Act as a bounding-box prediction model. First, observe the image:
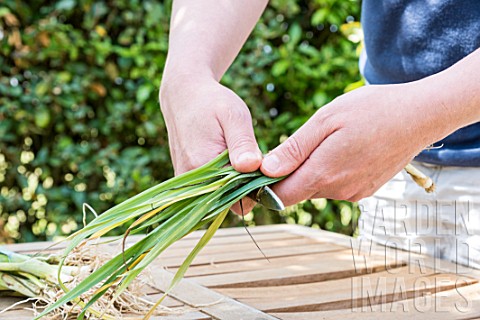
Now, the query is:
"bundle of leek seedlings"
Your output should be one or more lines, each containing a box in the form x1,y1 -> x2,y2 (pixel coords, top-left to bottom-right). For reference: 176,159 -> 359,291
25,150 -> 282,319
0,246 -> 161,319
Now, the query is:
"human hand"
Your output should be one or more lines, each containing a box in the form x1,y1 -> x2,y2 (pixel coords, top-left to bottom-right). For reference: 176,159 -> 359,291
260,83 -> 451,205
159,75 -> 262,212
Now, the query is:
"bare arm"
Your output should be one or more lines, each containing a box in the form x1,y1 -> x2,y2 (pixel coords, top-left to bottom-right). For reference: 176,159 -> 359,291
160,0 -> 268,174
163,0 -> 268,82
429,49 -> 480,133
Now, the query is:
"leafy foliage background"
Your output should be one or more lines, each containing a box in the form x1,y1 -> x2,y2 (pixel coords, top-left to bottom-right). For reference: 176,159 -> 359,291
0,0 -> 361,243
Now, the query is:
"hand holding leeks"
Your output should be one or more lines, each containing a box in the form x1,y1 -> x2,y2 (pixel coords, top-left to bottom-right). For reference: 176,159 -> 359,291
260,60 -> 480,205
160,0 -> 268,214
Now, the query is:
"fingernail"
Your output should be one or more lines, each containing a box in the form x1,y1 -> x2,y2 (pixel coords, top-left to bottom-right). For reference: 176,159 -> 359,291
262,154 -> 280,174
236,151 -> 261,164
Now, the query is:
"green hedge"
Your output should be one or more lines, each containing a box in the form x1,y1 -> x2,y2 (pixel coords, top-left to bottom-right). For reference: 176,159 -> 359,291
0,0 -> 361,243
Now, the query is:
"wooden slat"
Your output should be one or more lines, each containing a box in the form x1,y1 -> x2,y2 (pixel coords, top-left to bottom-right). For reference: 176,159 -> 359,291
182,236 -> 411,278
148,268 -> 276,320
272,282 -> 480,320
166,231 -> 302,250
160,237 -> 316,258
1,241 -> 65,253
194,249 -> 405,288
283,224 -> 480,278
0,297 -> 31,312
157,242 -> 345,268
217,267 -> 476,312
0,308 -> 34,320
181,224 -> 290,239
183,250 -> 358,278
143,294 -> 185,308
150,311 -> 211,320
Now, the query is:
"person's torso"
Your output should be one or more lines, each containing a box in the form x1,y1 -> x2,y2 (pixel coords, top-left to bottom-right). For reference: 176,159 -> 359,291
361,0 -> 480,167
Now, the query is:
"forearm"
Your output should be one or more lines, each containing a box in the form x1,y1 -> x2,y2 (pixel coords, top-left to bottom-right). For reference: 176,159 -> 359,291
414,48 -> 480,144
162,0 -> 268,83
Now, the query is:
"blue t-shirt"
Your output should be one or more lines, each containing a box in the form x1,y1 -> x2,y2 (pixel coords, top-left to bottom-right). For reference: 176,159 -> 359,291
360,0 -> 480,167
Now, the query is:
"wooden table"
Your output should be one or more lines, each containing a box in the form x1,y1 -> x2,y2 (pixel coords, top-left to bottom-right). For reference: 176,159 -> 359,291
2,224 -> 480,319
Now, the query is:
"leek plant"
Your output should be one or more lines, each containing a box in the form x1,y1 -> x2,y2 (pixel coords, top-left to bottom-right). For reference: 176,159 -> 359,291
0,249 -> 82,304
33,150 -> 283,319
0,246 -> 164,319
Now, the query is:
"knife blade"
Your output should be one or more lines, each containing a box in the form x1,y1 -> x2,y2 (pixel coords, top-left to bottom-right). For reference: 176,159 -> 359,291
247,186 -> 285,211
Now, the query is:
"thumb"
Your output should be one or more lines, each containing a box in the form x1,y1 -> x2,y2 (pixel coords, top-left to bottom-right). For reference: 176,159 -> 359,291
261,115 -> 333,177
220,105 -> 262,173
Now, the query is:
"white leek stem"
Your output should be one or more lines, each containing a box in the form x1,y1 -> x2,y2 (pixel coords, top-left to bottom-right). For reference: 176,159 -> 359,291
404,163 -> 435,193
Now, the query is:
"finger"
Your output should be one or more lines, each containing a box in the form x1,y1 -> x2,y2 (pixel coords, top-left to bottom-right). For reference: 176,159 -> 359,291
231,197 -> 256,215
269,132 -> 340,206
219,102 -> 262,173
261,111 -> 335,178
269,164 -> 319,207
